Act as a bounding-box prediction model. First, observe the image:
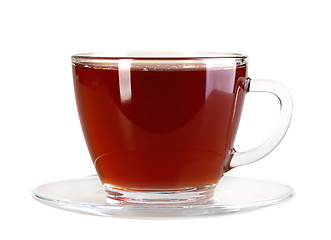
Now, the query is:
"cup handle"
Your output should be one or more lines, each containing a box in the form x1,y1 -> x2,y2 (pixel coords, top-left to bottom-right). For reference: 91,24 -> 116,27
229,78 -> 293,168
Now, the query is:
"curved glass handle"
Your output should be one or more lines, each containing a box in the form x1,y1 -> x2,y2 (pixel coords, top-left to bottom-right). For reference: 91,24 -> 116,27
230,79 -> 293,168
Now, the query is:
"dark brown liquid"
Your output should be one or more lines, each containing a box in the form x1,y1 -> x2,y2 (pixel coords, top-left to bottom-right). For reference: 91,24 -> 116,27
72,63 -> 247,189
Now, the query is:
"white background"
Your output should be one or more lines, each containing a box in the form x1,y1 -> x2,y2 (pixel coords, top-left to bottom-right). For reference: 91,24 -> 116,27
1,0 -> 330,239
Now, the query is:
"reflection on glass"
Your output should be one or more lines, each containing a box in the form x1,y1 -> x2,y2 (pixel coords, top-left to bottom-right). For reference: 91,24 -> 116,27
118,59 -> 132,103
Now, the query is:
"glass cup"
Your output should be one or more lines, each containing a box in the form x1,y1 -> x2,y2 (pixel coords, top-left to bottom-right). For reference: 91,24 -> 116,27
71,52 -> 292,204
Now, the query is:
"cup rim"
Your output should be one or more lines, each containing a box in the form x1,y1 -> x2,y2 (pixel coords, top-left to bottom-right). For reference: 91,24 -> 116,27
71,52 -> 248,60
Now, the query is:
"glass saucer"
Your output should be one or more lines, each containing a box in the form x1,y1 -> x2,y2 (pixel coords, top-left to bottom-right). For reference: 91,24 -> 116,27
31,175 -> 294,218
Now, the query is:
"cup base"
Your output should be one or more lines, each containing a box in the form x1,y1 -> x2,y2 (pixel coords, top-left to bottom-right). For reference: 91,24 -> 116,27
103,184 -> 216,204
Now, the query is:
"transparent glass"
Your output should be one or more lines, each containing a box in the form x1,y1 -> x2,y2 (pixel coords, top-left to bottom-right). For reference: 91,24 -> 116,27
70,52 -> 292,204
31,175 -> 294,218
